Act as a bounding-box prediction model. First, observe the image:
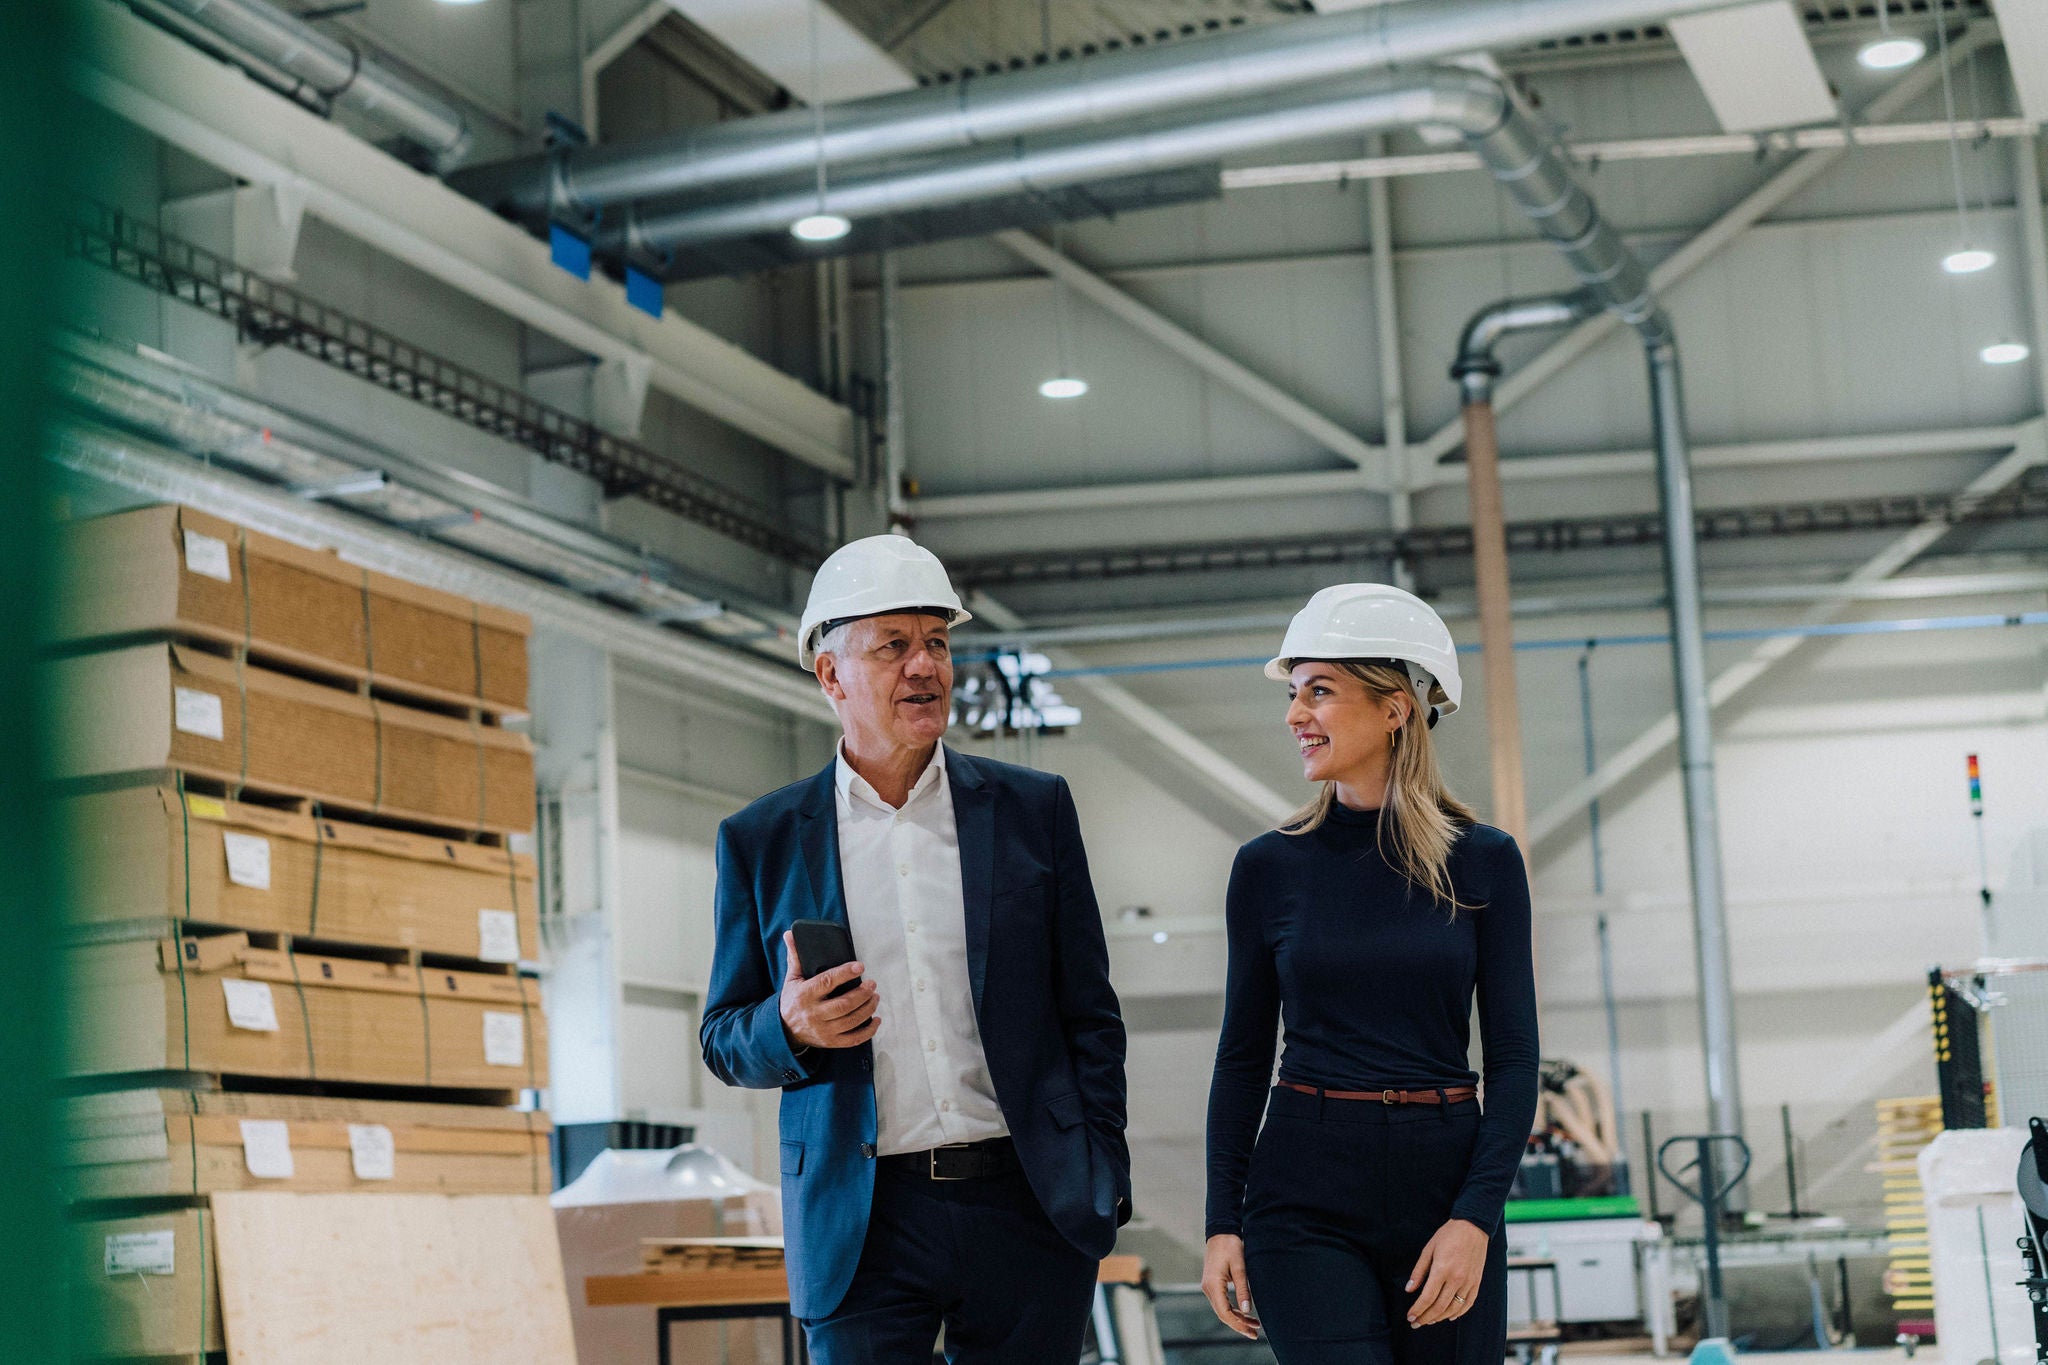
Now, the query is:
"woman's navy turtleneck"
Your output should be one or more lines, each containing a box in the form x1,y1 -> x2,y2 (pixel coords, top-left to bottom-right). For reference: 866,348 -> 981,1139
1204,802 -> 1540,1238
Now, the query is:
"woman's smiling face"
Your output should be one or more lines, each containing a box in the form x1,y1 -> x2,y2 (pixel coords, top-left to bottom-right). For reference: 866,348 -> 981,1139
1284,662 -> 1409,788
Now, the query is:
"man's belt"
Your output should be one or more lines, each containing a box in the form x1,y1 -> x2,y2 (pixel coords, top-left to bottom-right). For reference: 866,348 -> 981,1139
882,1136 -> 1020,1182
1282,1082 -> 1479,1105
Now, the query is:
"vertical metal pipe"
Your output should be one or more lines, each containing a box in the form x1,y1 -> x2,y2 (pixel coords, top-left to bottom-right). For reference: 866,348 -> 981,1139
1781,1102 -> 1801,1218
879,251 -> 909,530
1458,389 -> 1528,842
2014,135 -> 2048,418
1646,337 -> 1745,1181
1578,646 -> 1606,894
1597,912 -> 1630,1195
1367,136 -> 1414,588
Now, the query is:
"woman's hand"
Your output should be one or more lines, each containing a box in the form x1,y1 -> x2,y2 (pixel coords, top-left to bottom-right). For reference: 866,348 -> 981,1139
1405,1218 -> 1489,1327
1200,1234 -> 1260,1339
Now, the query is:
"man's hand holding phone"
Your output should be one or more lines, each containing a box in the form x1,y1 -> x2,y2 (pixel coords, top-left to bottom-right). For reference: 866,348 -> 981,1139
780,929 -> 881,1050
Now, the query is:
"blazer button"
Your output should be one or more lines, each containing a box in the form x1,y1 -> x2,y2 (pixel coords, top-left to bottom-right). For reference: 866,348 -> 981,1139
861,1143 -> 876,1159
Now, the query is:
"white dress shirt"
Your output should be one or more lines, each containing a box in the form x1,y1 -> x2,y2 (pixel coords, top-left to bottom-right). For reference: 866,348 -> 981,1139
835,741 -> 1009,1156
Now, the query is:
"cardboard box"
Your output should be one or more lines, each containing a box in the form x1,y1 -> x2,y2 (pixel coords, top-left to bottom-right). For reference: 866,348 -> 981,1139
58,503 -> 530,712
58,1087 -> 551,1200
49,643 -> 535,835
67,929 -> 549,1093
70,1205 -> 223,1358
64,784 -> 539,961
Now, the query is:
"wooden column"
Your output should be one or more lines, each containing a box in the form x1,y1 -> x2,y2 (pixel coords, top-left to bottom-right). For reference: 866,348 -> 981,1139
1461,397 -> 1527,844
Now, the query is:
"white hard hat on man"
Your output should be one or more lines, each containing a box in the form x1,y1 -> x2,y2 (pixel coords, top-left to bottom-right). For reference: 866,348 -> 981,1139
1266,582 -> 1462,722
798,534 -> 973,670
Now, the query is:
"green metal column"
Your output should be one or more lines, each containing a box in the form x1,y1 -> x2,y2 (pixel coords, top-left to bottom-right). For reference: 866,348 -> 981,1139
1,3 -> 80,1361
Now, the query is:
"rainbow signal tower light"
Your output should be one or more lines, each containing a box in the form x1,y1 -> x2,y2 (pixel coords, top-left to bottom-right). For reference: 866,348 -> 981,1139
1968,753 -> 1984,816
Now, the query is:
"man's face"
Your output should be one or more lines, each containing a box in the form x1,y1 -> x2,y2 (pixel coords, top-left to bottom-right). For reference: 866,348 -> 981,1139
816,612 -> 953,755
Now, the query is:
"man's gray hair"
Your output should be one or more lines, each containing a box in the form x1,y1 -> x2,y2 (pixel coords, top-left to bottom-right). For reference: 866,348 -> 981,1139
816,619 -> 854,663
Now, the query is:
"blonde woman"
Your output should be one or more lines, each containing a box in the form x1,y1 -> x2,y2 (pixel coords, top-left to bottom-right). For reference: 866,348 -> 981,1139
1201,584 -> 1538,1365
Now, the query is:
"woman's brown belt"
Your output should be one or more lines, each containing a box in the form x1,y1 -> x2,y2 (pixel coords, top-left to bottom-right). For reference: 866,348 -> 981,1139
1281,1082 -> 1479,1105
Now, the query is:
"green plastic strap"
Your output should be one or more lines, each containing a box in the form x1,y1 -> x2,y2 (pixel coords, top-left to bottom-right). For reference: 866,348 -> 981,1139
286,946 -> 318,1080
232,532 -> 252,800
504,845 -> 522,958
519,979 -> 539,1094
196,1202 -> 210,1360
361,571 -> 383,812
470,601 -> 485,706
172,773 -> 194,1071
469,709 -> 487,840
306,802 -> 326,938
414,959 -> 433,1087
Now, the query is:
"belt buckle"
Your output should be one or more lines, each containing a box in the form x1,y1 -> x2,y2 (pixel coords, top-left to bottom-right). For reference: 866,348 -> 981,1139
929,1144 -> 973,1182
1382,1090 -> 1397,1105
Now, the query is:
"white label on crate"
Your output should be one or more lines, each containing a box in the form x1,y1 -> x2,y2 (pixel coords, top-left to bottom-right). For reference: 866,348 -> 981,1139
182,529 -> 233,583
221,978 -> 279,1032
483,1011 -> 525,1068
477,909 -> 520,963
104,1230 -> 177,1277
239,1119 -> 295,1179
347,1124 -> 396,1181
173,687 -> 225,741
221,831 -> 273,890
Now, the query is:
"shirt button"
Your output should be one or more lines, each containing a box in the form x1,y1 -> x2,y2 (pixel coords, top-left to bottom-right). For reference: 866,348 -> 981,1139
861,1143 -> 876,1159
916,978 -> 926,991
898,863 -> 909,877
926,1040 -> 937,1053
906,921 -> 918,934
940,1100 -> 953,1113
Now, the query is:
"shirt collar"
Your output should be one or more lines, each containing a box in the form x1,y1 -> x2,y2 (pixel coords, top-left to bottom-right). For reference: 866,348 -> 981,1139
835,739 -> 948,813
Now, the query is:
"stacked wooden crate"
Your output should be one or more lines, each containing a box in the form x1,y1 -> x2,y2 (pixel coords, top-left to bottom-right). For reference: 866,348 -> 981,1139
52,504 -> 551,1364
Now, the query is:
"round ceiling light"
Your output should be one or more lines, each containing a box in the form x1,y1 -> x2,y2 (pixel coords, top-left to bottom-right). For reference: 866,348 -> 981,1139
791,213 -> 852,242
1858,36 -> 1925,70
1038,376 -> 1089,399
1981,342 -> 2031,366
1943,248 -> 1996,275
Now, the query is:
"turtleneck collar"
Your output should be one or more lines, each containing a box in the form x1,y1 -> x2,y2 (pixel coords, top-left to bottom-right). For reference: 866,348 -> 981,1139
1324,799 -> 1385,828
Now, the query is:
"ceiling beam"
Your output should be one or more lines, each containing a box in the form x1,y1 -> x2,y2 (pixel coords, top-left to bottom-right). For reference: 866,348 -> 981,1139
75,0 -> 859,480
907,424 -> 2026,520
1525,420 -> 2048,853
1223,117 -> 2040,190
991,229 -> 1393,489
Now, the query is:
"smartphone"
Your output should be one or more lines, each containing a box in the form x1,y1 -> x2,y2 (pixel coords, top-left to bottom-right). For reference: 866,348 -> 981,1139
790,919 -> 858,998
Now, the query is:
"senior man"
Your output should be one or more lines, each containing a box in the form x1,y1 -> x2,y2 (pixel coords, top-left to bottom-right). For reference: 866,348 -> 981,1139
701,534 -> 1130,1364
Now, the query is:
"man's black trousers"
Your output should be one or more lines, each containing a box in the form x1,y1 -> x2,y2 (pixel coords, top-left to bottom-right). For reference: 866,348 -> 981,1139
800,1157 -> 1097,1364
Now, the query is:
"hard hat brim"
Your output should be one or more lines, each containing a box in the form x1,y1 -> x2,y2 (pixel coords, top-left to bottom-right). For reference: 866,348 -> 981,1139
801,603 -> 974,671
1263,655 -> 1459,718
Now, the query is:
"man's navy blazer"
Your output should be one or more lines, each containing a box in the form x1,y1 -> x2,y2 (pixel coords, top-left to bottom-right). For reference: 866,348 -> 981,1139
699,745 -> 1131,1320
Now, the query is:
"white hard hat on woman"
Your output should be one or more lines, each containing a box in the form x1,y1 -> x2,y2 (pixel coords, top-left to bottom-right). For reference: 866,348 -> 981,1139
797,534 -> 973,670
1265,582 -> 1462,722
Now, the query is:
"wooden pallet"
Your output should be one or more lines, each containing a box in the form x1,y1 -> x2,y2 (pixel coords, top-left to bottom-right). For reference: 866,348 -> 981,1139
62,768 -> 517,847
59,1069 -> 527,1110
167,628 -> 525,725
67,915 -> 525,979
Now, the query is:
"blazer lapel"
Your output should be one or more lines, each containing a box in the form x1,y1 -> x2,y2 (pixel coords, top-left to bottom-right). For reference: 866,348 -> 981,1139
795,763 -> 848,927
948,746 -> 996,1012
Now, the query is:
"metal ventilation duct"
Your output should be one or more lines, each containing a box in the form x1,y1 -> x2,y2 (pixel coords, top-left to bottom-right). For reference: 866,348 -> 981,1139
143,0 -> 470,162
451,0 -> 1753,220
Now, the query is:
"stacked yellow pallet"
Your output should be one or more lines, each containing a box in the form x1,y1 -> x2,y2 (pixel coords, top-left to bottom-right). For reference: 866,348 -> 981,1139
1874,1096 -> 1943,1326
54,505 -> 551,1364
